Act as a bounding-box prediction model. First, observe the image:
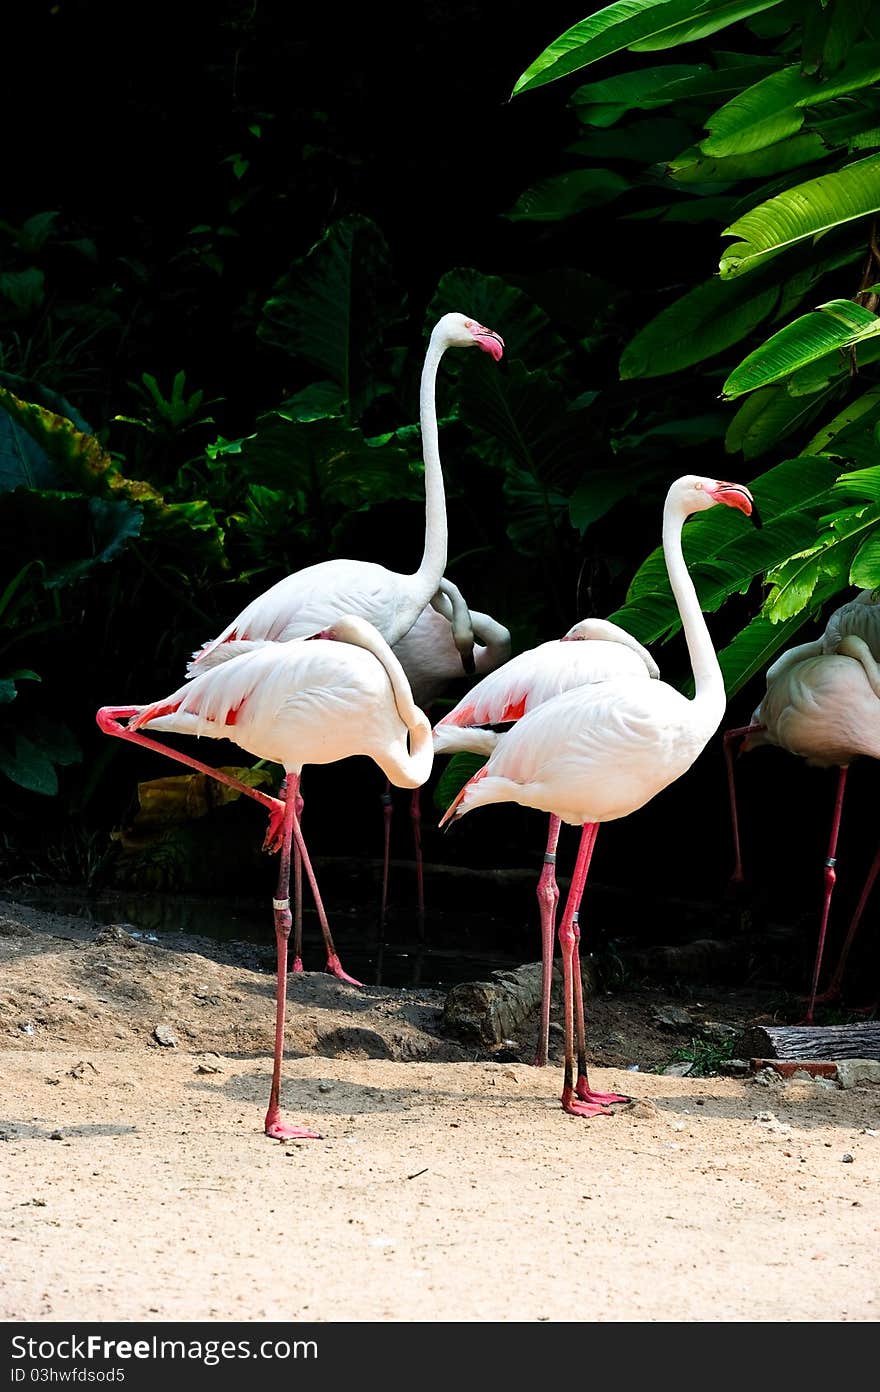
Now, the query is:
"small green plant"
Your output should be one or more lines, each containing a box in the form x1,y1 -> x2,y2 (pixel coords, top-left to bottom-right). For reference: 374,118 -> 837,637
668,1035 -> 737,1077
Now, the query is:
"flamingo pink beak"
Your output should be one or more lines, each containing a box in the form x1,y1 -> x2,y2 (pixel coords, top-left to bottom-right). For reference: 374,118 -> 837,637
710,481 -> 759,524
470,327 -> 505,361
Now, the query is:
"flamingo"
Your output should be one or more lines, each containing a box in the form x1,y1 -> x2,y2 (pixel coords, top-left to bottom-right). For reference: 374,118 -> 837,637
724,588 -> 880,1021
180,311 -> 503,982
433,617 -> 659,1065
440,476 -> 759,1118
97,615 -> 433,1140
379,586 -> 511,921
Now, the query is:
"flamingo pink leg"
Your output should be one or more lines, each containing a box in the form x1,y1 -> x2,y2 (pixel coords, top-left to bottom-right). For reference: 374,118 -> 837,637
96,706 -> 287,847
557,823 -> 612,1119
572,902 -> 630,1108
380,781 -> 393,920
533,815 -> 561,1068
97,707 -> 361,986
410,786 -> 425,918
724,724 -> 762,885
819,840 -> 880,1005
803,765 -> 848,1024
264,793 -> 322,1141
287,773 -> 304,975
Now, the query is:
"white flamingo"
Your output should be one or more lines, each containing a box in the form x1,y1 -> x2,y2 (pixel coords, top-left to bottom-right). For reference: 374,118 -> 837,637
440,476 -> 758,1118
178,312 -> 502,982
724,588 -> 880,1021
433,617 -> 659,1065
97,615 -> 432,1140
379,588 -> 511,920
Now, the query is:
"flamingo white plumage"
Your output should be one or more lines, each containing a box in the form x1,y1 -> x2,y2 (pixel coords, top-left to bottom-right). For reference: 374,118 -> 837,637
440,476 -> 758,1117
97,615 -> 432,1140
433,617 -> 659,1065
724,587 -> 880,1021
178,312 -> 502,981
379,591 -> 511,919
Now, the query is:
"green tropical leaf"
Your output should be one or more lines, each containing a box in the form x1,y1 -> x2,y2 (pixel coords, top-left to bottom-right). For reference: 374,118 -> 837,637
721,300 -> 878,398
568,117 -> 694,163
571,59 -> 781,123
851,527 -> 880,586
803,383 -> 880,453
258,215 -> 404,421
432,752 -> 488,813
620,275 -> 779,380
669,132 -> 828,183
507,169 -> 630,221
724,380 -> 837,458
716,605 -> 823,695
0,733 -> 58,796
513,1 -> 783,96
763,500 -> 878,618
719,153 -> 880,277
45,498 -> 144,588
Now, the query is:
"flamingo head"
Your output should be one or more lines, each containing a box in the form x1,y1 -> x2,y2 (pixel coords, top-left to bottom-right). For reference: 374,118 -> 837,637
435,312 -> 504,361
673,475 -> 760,526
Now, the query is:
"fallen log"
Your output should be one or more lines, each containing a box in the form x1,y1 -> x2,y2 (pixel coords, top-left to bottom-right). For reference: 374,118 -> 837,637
736,1023 -> 880,1062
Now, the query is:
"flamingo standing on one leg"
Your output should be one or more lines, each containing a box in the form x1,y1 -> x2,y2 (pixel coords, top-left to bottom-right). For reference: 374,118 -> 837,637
440,476 -> 759,1118
433,616 -> 659,1066
380,588 -> 511,920
724,588 -> 880,1021
177,312 -> 503,982
97,615 -> 433,1140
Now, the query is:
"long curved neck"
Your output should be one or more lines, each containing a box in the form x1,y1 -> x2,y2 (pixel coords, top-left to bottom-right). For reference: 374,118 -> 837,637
472,612 -> 512,675
336,618 -> 426,735
663,499 -> 725,716
411,330 -> 449,603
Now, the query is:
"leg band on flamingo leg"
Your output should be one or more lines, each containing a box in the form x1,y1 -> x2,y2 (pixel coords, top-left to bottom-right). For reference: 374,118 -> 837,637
533,816 -> 561,1068
264,796 -> 321,1141
804,765 -> 848,1024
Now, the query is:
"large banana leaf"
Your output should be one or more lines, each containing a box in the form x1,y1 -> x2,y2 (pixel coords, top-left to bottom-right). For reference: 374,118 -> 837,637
513,1 -> 783,96
701,46 -> 880,159
259,215 -> 404,422
571,58 -> 783,125
507,169 -> 630,221
719,153 -> 880,277
803,384 -> 880,454
762,501 -> 877,619
715,600 -> 834,696
669,132 -> 828,183
721,299 -> 878,398
724,380 -> 838,459
619,275 -> 779,379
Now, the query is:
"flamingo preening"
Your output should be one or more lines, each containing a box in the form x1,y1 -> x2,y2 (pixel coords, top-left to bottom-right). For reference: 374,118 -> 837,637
98,617 -> 432,1140
433,617 -> 659,1065
122,311 -> 502,984
724,588 -> 880,1022
380,590 -> 511,921
441,476 -> 759,1118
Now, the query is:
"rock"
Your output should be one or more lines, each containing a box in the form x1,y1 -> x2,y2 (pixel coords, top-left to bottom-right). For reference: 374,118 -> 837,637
318,1083 -> 333,1094
93,925 -> 136,947
651,1006 -> 694,1031
719,1058 -> 751,1077
18,1021 -> 35,1036
751,1067 -> 781,1087
842,1153 -> 854,1163
443,962 -> 570,1045
836,1059 -> 880,1090
49,1131 -> 63,1141
153,1025 -> 178,1048
195,1053 -> 223,1074
662,1061 -> 693,1077
696,1022 -> 738,1045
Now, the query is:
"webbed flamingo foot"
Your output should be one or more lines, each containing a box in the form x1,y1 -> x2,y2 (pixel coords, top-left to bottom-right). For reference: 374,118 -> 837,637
325,953 -> 363,987
576,1075 -> 630,1107
561,1085 -> 612,1118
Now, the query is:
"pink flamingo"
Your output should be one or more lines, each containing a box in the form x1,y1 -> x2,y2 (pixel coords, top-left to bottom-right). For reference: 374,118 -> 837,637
381,589 -> 511,920
97,615 -> 433,1140
183,312 -> 503,981
433,617 -> 659,1065
440,476 -> 758,1118
724,588 -> 880,1021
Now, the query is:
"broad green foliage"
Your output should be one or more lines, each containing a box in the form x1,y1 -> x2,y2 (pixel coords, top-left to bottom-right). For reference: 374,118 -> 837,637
515,0 -> 880,693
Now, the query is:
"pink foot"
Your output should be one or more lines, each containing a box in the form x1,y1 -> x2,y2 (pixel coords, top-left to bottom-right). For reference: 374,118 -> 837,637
325,954 -> 363,987
290,956 -> 304,975
265,1113 -> 322,1141
576,1076 -> 630,1107
561,1085 -> 612,1118
262,799 -> 287,854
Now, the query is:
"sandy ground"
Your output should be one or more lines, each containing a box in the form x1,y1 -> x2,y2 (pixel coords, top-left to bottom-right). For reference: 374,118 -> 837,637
1,897 -> 878,1323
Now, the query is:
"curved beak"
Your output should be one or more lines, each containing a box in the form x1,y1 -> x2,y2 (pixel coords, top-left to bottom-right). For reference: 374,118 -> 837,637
712,482 -> 761,527
473,330 -> 505,362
